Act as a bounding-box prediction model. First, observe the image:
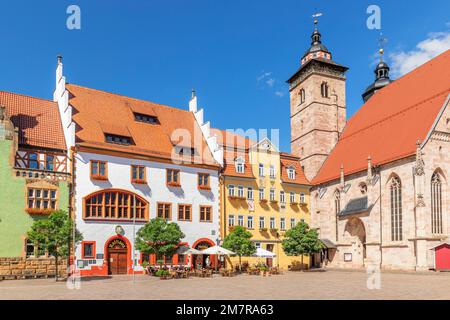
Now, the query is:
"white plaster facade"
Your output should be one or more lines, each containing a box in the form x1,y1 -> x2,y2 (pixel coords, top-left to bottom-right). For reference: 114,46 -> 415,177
73,151 -> 220,274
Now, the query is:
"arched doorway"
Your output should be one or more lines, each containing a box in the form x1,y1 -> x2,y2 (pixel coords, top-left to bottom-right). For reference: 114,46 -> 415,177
106,237 -> 129,275
192,238 -> 215,269
343,217 -> 366,267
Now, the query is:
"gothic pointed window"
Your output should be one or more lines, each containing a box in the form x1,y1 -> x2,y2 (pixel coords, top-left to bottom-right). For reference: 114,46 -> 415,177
431,172 -> 443,234
390,176 -> 402,241
321,82 -> 329,98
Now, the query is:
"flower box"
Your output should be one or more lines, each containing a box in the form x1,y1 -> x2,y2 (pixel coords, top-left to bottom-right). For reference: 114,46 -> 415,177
167,182 -> 181,188
26,208 -> 56,215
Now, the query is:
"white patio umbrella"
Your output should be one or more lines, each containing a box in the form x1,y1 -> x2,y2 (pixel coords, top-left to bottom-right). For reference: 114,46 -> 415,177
201,246 -> 235,271
253,247 -> 276,258
176,246 -> 203,268
201,246 -> 235,255
177,246 -> 203,255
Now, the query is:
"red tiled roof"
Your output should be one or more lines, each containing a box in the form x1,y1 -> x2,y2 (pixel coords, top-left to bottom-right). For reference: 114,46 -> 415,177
213,128 -> 309,183
222,149 -> 256,179
280,152 -> 310,185
0,91 -> 66,151
211,128 -> 256,150
312,49 -> 450,185
66,84 -> 218,167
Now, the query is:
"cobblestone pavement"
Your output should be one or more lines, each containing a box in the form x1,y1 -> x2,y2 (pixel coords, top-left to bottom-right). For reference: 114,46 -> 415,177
1,270 -> 450,300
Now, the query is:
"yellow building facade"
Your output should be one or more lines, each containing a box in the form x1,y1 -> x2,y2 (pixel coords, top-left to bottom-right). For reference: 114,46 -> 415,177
217,133 -> 311,270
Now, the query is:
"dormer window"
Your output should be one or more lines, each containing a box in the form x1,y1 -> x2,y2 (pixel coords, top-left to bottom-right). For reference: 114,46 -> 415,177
235,157 -> 245,174
176,146 -> 198,157
287,167 -> 296,180
134,113 -> 159,124
105,134 -> 132,145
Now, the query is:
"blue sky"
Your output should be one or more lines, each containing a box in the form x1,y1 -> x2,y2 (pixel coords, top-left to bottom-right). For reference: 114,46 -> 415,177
0,0 -> 449,152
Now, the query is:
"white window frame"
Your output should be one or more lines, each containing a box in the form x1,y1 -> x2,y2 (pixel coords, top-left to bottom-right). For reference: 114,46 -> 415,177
270,165 -> 276,179
290,192 -> 295,203
228,214 -> 235,227
238,215 -> 244,226
247,216 -> 254,229
236,162 -> 244,174
258,163 -> 264,177
259,216 -> 265,229
270,188 -> 275,201
280,191 -> 285,204
247,187 -> 254,200
237,185 -> 244,198
259,188 -> 265,200
299,192 -> 305,204
288,167 -> 296,180
228,185 -> 235,197
290,218 -> 296,229
280,217 -> 286,231
270,217 -> 276,229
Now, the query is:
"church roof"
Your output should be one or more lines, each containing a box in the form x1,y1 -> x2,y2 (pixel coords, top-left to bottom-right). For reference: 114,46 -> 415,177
0,91 -> 66,151
312,49 -> 450,185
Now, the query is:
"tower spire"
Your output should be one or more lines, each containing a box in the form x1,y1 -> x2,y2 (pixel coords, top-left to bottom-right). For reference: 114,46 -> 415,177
362,35 -> 393,102
301,13 -> 331,65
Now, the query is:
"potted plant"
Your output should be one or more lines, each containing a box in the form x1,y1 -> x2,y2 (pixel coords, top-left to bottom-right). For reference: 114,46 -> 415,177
141,261 -> 149,274
156,269 -> 170,280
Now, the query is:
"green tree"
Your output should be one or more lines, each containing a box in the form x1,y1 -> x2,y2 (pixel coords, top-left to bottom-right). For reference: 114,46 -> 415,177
27,210 -> 83,281
222,226 -> 256,271
282,221 -> 322,270
135,218 -> 185,265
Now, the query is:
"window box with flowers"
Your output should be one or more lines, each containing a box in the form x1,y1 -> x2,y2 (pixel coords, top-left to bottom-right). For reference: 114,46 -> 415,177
166,169 -> 181,187
131,165 -> 147,184
259,199 -> 268,204
259,227 -> 268,232
25,208 -> 56,215
198,173 -> 211,191
270,228 -> 278,233
90,160 -> 108,181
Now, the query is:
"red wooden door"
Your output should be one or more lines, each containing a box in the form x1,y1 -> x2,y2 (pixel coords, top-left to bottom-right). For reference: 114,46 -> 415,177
435,244 -> 450,270
109,250 -> 127,274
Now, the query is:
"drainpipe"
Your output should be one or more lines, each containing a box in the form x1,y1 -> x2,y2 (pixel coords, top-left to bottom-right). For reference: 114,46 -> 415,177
68,145 -> 78,274
378,166 -> 383,268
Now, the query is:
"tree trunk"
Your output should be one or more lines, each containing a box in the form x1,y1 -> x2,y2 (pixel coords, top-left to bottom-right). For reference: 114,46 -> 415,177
301,255 -> 304,272
55,253 -> 59,282
239,255 -> 242,272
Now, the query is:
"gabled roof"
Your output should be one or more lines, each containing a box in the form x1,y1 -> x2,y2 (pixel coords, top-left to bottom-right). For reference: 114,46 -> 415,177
214,128 -> 309,184
280,152 -> 310,185
313,49 -> 450,185
0,91 -> 66,151
222,149 -> 255,179
66,84 -> 218,167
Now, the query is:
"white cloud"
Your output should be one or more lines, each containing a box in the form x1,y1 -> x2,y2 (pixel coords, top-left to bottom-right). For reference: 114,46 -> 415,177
257,72 -> 272,82
256,71 -> 285,98
389,31 -> 450,77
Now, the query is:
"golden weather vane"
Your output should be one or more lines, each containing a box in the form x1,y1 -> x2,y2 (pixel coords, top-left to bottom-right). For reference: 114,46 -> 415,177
378,32 -> 388,61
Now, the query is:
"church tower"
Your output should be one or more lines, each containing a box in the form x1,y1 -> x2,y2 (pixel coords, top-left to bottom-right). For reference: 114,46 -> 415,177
288,18 -> 348,181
